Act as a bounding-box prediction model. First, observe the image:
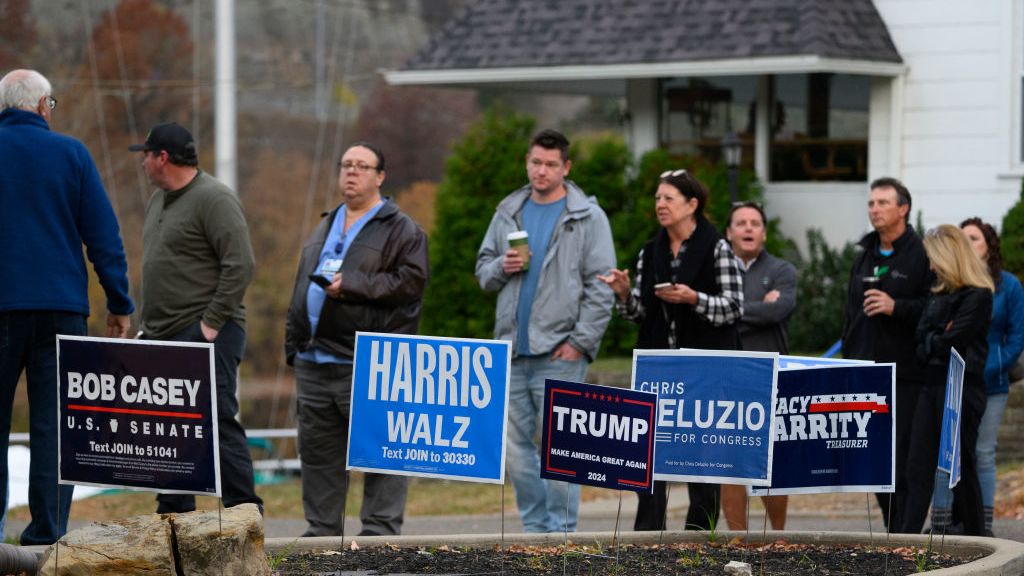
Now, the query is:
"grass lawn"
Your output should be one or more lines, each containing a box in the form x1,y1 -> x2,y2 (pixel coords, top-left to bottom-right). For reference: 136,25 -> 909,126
7,475 -> 611,522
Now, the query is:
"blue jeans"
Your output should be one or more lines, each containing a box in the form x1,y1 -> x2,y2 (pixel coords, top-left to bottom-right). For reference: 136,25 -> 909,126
506,355 -> 587,533
933,393 -> 1006,510
0,311 -> 84,545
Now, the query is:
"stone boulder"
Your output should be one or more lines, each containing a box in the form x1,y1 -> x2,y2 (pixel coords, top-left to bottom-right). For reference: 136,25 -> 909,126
38,513 -> 175,575
37,503 -> 269,576
173,503 -> 270,576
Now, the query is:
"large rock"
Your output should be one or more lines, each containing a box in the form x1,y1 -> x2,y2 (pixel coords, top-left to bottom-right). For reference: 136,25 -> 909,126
37,514 -> 175,575
37,503 -> 269,576
173,503 -> 270,576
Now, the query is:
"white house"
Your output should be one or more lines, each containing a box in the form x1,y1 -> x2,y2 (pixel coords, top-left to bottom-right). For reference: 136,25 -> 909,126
385,0 -> 1024,250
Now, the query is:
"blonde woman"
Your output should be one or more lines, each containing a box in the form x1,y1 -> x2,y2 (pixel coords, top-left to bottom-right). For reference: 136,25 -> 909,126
900,224 -> 994,535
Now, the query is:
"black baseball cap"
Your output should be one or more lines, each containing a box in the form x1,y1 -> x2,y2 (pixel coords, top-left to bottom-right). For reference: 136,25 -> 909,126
128,122 -> 197,162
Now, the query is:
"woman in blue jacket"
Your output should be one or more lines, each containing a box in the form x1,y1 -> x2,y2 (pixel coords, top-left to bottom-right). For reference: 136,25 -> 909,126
930,218 -> 1024,536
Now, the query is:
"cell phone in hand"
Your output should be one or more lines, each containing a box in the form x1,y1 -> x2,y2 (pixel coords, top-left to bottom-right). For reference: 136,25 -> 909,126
653,282 -> 673,291
308,274 -> 332,288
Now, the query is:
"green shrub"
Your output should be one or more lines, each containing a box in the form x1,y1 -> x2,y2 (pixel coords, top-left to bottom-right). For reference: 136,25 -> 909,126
786,229 -> 858,353
1002,178 -> 1024,278
420,109 -> 535,340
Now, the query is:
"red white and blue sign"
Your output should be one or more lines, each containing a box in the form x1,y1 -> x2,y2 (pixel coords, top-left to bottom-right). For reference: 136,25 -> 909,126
632,349 -> 778,486
938,348 -> 965,489
540,379 -> 656,493
751,363 -> 895,496
57,336 -> 220,496
347,332 -> 511,484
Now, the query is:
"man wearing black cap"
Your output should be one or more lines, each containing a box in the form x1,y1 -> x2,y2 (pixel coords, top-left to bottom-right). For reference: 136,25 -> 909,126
131,122 -> 263,514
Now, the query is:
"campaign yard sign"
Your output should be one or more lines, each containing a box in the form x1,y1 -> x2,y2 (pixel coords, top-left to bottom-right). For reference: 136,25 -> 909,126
540,379 -> 656,493
57,336 -> 219,496
751,363 -> 895,496
777,355 -> 873,370
632,349 -> 778,486
347,332 -> 511,484
938,348 -> 966,489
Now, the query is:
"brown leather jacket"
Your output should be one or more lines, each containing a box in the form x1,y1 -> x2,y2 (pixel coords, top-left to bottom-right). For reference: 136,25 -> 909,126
285,200 -> 429,364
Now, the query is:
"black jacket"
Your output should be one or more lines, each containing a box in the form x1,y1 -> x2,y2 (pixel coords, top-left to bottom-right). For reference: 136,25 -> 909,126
916,287 -> 992,377
636,217 -> 739,351
284,200 -> 429,364
841,225 -> 932,384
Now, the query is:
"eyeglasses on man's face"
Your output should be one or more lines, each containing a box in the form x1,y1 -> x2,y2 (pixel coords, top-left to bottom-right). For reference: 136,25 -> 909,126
339,161 -> 379,173
660,169 -> 687,179
44,95 -> 57,110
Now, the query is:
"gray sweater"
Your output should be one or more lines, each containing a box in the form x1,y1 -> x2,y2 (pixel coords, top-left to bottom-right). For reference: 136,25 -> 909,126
737,251 -> 797,353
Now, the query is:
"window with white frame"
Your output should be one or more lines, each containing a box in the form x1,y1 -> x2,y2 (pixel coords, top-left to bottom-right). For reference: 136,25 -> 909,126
659,73 -> 870,182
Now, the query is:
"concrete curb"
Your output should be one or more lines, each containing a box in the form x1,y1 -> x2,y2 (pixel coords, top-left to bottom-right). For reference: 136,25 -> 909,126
265,529 -> 1024,575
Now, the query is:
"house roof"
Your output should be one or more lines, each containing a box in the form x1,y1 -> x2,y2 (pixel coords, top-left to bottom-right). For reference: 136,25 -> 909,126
387,0 -> 904,91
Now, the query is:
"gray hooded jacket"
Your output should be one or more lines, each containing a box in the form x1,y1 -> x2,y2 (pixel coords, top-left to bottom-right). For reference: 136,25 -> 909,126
475,181 -> 615,360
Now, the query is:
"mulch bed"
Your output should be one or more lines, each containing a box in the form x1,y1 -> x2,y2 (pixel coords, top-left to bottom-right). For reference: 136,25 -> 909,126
269,539 -> 979,575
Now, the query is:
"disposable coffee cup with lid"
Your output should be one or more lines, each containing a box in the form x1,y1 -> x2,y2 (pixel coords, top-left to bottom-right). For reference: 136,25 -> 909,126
862,275 -> 881,292
508,231 -> 530,271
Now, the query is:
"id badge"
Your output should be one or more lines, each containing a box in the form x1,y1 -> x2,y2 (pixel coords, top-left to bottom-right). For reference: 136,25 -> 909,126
320,258 -> 343,276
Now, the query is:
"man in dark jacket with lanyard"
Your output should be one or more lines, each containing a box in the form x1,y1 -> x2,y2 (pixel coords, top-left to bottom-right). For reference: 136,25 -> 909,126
841,177 -> 931,532
285,142 -> 429,537
0,69 -> 134,545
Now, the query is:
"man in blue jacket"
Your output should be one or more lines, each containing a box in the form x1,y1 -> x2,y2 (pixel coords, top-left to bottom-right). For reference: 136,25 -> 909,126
0,69 -> 134,545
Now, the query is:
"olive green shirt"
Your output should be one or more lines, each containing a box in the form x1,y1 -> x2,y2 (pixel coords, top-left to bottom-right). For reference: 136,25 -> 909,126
140,170 -> 254,339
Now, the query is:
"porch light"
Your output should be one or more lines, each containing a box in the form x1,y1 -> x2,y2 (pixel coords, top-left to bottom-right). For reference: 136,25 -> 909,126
721,131 -> 742,204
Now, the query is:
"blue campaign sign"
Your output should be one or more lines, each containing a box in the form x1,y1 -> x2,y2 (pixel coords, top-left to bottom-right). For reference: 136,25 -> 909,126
631,350 -> 778,486
347,332 -> 511,484
751,363 -> 895,496
938,348 -> 965,488
778,356 -> 873,370
540,379 -> 656,493
57,336 -> 220,496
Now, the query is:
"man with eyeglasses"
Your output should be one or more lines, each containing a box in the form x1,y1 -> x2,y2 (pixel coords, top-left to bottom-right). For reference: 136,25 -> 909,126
285,142 -> 428,537
841,177 -> 931,532
476,129 -> 615,533
722,201 -> 796,531
0,69 -> 134,545
131,122 -> 264,517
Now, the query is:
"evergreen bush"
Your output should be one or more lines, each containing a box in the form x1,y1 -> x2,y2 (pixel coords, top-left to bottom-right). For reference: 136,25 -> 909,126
1002,178 -> 1024,278
785,229 -> 858,353
419,109 -> 535,340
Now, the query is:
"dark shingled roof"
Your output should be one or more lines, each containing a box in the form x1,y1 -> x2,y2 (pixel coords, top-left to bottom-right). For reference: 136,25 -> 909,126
401,0 -> 902,71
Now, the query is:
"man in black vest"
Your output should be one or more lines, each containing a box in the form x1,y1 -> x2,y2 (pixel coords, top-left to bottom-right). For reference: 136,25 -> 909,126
841,177 -> 931,532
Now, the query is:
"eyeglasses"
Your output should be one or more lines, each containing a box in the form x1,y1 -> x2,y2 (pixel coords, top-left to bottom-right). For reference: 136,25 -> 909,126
659,169 -> 687,179
44,96 -> 57,110
339,161 -> 378,173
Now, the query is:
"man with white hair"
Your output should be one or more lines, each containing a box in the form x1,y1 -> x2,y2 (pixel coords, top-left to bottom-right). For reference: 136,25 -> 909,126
0,69 -> 134,545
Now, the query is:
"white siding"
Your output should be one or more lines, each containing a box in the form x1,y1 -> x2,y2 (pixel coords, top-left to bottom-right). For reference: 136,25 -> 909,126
872,0 -> 1021,235
764,183 -> 869,251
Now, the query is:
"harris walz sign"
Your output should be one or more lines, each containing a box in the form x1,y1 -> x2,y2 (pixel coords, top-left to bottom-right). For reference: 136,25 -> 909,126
57,336 -> 219,496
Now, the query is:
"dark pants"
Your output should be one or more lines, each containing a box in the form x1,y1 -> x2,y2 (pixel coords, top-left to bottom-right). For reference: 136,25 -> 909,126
155,320 -> 263,514
874,378 -> 921,531
634,481 -> 720,531
0,311 -> 83,545
900,366 -> 985,535
295,360 -> 407,536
